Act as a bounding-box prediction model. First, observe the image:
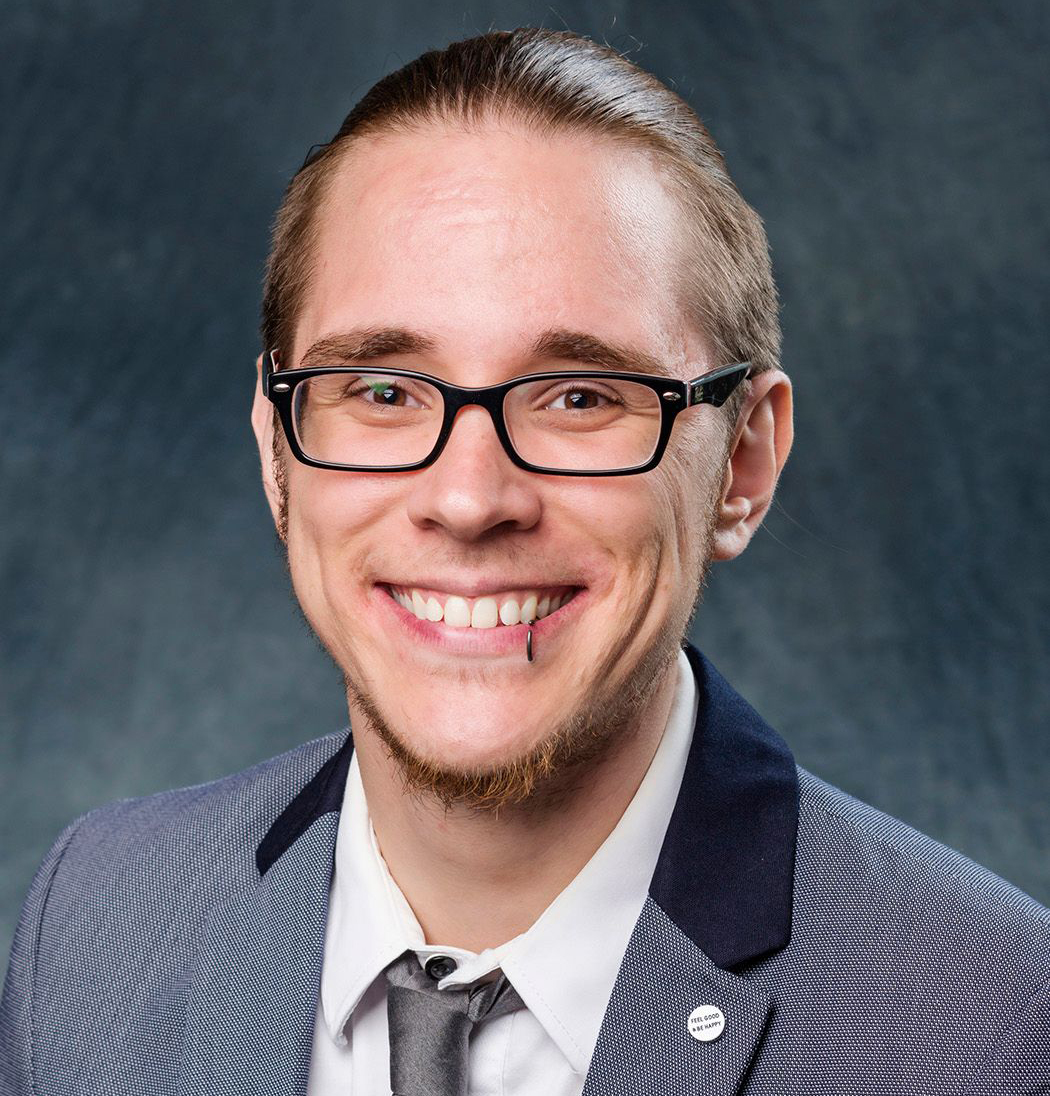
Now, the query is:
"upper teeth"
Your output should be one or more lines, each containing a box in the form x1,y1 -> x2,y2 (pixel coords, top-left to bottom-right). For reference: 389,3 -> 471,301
388,586 -> 574,628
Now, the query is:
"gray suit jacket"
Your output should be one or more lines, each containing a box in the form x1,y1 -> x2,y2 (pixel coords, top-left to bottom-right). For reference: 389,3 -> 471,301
2,645 -> 1048,1094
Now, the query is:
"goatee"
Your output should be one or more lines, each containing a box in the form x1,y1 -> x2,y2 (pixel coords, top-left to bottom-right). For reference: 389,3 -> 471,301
343,541 -> 715,816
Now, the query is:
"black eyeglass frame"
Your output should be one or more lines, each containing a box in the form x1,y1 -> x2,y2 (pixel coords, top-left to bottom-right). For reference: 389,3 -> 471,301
263,350 -> 752,477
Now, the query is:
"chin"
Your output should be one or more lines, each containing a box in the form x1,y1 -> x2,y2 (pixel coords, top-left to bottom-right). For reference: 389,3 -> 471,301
393,711 -> 546,774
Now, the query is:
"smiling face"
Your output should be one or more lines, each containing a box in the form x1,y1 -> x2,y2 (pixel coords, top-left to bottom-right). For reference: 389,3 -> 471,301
252,119 -> 736,808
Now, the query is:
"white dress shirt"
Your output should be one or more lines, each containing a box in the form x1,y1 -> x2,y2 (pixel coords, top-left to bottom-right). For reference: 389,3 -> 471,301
306,646 -> 698,1096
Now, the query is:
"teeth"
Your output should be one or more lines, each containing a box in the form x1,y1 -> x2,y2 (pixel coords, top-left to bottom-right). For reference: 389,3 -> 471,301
520,594 -> 538,624
391,586 -> 573,628
470,597 -> 499,628
444,596 -> 471,628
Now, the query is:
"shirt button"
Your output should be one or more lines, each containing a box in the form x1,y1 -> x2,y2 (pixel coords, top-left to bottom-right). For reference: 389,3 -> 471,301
424,955 -> 458,980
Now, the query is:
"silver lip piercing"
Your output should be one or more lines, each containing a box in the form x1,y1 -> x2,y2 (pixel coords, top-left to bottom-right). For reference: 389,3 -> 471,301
524,620 -> 535,662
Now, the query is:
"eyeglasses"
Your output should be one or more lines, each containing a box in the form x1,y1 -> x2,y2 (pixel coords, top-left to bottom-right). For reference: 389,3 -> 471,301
263,350 -> 751,477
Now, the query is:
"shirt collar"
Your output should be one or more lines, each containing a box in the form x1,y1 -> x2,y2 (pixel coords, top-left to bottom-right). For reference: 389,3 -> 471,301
318,647 -> 698,1071
256,642 -> 799,1052
319,746 -> 529,1045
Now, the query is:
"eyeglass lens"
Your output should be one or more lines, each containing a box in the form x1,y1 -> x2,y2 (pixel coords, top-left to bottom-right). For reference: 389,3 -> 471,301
291,372 -> 665,472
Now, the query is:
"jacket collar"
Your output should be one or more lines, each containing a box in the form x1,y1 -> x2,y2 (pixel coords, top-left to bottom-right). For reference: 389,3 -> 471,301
254,640 -> 797,968
255,725 -> 355,876
253,641 -> 798,970
651,642 -> 798,968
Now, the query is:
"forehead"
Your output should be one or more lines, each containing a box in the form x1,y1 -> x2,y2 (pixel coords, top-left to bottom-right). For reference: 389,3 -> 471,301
294,119 -> 696,369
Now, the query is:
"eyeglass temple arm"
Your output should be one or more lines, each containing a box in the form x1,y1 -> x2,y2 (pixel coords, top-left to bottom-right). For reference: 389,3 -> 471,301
262,349 -> 279,397
688,361 -> 752,407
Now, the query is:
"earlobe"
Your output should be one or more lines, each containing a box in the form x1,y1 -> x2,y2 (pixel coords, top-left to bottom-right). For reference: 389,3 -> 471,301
710,371 -> 793,562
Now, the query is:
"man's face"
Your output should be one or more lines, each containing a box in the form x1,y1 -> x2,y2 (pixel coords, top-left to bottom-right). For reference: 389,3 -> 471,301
253,120 -> 734,804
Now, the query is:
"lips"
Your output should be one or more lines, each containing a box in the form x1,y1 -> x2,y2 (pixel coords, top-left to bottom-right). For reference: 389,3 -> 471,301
384,583 -> 579,628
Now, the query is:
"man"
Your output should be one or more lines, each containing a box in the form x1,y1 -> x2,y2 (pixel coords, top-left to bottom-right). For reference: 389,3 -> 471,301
2,25 -> 1047,1096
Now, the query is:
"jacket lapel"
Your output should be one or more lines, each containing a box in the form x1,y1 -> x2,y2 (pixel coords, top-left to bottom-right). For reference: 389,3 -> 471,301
178,643 -> 797,1096
178,732 -> 355,1096
582,899 -> 773,1096
583,643 -> 799,1096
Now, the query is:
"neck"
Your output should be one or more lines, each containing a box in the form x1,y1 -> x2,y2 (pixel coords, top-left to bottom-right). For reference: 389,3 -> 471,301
351,660 -> 679,953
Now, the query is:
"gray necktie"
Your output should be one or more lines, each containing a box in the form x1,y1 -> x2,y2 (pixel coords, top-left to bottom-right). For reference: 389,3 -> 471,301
385,950 -> 525,1096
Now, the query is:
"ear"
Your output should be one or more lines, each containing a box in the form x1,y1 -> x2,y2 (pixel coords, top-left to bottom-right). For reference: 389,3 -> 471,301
710,369 -> 793,562
250,353 -> 285,534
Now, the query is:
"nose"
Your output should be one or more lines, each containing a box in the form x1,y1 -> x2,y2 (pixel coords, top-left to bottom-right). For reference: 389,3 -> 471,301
405,405 -> 542,541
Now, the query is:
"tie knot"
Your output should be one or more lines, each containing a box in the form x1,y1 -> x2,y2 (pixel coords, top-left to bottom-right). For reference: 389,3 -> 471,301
385,950 -> 524,1022
385,951 -> 525,1096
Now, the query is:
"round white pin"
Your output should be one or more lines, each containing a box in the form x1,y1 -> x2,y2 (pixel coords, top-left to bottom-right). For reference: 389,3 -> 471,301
687,1005 -> 725,1042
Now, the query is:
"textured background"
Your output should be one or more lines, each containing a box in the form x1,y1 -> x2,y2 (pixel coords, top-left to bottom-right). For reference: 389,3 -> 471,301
2,0 -> 1048,956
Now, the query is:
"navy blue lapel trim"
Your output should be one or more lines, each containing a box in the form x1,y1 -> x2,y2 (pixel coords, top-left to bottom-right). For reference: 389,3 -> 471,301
649,643 -> 799,970
253,643 -> 799,969
255,729 -> 355,876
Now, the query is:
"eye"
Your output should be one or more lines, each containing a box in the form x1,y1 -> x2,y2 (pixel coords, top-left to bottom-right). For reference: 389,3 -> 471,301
545,385 -> 620,411
345,379 -> 428,408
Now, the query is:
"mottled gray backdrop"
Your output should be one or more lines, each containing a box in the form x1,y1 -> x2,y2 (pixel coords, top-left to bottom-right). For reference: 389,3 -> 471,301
2,0 -> 1048,955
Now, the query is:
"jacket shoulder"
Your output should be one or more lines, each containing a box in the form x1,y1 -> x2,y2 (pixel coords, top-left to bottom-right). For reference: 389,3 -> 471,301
1,731 -> 348,1095
748,768 -> 1050,1091
55,728 -> 350,891
791,764 -> 1050,1028
796,764 -> 1050,929
28,729 -> 349,961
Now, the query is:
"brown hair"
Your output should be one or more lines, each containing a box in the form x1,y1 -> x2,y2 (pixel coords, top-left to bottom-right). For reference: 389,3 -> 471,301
261,26 -> 780,426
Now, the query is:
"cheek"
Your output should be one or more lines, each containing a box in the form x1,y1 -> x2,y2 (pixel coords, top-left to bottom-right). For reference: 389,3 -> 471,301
553,478 -> 678,595
287,470 -> 404,582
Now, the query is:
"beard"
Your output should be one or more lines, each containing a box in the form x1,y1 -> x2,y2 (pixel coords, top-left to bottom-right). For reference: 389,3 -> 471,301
272,430 -> 722,816
342,614 -> 680,817
339,519 -> 717,818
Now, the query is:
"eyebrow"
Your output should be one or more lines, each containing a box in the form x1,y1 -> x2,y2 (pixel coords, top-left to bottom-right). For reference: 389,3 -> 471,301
530,329 -> 674,376
297,326 -> 675,377
298,329 -> 438,366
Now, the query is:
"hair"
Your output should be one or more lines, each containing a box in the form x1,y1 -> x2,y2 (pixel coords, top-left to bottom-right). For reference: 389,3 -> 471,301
260,26 -> 780,431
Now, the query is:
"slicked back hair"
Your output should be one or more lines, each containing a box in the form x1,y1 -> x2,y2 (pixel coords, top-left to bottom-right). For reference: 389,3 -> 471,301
260,27 -> 781,427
